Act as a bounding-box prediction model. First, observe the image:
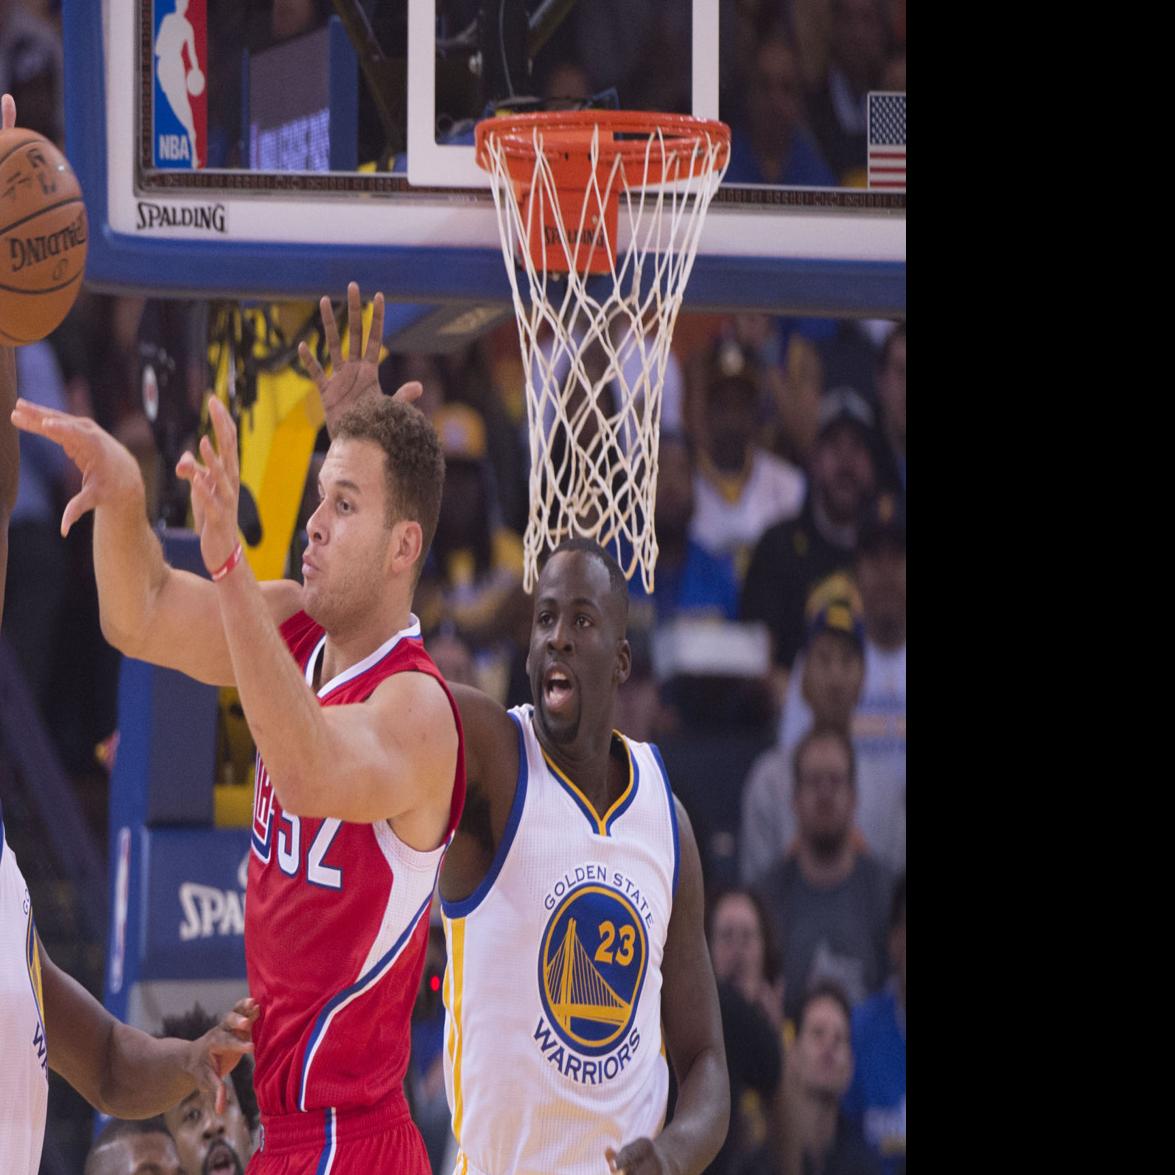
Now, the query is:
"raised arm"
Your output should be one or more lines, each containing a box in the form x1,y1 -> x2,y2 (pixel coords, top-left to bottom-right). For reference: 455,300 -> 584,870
181,397 -> 458,837
607,800 -> 729,1175
9,400 -> 300,684
297,281 -> 421,439
40,942 -> 257,1118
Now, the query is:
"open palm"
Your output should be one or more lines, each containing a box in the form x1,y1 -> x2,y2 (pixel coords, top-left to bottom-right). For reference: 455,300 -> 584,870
297,282 -> 422,423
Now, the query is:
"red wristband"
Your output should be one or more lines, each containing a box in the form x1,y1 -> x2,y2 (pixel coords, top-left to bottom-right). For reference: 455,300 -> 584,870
211,542 -> 244,582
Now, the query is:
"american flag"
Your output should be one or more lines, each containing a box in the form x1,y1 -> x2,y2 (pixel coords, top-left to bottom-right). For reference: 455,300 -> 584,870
868,93 -> 906,191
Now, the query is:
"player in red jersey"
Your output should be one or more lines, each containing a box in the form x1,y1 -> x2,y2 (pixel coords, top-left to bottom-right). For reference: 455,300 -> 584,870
12,294 -> 464,1172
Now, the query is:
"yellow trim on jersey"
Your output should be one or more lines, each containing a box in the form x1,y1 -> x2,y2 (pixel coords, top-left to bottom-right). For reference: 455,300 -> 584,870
541,732 -> 634,836
26,923 -> 44,1024
446,916 -> 467,1144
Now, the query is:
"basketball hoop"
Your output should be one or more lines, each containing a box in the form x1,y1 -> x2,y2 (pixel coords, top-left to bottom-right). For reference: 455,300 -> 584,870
475,110 -> 730,592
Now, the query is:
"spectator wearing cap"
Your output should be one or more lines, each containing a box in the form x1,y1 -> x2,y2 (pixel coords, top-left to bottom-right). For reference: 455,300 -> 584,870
755,725 -> 893,1027
739,599 -> 904,883
740,387 -> 879,701
689,339 -> 806,576
418,402 -> 529,703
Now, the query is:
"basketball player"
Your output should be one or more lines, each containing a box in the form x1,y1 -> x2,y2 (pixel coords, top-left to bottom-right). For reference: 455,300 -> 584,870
306,285 -> 729,1175
11,344 -> 463,1170
1,91 -> 256,1175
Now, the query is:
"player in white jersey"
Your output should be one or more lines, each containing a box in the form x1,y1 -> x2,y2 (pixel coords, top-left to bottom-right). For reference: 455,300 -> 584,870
440,541 -> 729,1175
307,287 -> 729,1175
0,91 -> 255,1175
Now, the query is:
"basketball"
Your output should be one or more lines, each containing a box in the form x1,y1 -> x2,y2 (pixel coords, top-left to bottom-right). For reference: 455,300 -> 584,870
0,128 -> 88,346
187,68 -> 206,97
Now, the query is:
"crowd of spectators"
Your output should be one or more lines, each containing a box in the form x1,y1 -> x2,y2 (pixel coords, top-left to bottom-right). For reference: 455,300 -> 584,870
2,1 -> 905,1171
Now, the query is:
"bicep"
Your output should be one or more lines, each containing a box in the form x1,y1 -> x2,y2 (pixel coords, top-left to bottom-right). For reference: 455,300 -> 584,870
299,671 -> 459,823
135,573 -> 301,686
662,799 -> 726,1078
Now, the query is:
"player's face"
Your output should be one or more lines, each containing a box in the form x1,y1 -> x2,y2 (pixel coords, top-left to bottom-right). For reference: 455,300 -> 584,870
302,438 -> 396,629
163,1079 -> 252,1175
527,551 -> 629,748
88,1132 -> 182,1175
795,996 -> 853,1098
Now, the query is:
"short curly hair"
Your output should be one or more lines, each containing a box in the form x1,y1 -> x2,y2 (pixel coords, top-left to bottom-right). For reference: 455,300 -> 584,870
160,1004 -> 259,1131
334,397 -> 445,577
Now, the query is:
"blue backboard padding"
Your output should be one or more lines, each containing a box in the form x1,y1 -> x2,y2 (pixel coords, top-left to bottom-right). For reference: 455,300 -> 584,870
63,1 -> 904,317
139,827 -> 250,980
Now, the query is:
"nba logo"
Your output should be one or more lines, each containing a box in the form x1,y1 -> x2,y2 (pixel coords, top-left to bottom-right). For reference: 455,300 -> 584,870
152,0 -> 208,169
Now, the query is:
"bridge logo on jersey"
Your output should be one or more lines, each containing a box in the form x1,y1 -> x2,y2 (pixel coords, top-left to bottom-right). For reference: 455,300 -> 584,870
536,884 -> 649,1066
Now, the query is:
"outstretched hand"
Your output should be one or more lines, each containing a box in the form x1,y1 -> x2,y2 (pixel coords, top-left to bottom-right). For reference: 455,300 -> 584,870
186,997 -> 259,1116
175,396 -> 242,576
10,400 -> 144,535
2,92 -> 15,131
297,281 -> 423,431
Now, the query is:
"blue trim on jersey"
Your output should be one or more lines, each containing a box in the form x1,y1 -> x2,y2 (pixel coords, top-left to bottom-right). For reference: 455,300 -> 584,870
440,710 -> 529,919
603,735 -> 640,834
650,744 -> 680,897
315,1107 -> 337,1174
298,891 -> 433,1109
1,797 -> 5,864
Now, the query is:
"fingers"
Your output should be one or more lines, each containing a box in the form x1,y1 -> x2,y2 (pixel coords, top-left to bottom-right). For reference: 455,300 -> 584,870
346,281 -> 363,362
10,398 -> 80,440
206,396 -> 239,484
320,294 -> 342,370
392,380 -> 424,405
1,93 -> 14,131
215,1078 -> 227,1117
223,998 -> 259,1040
60,485 -> 98,536
363,290 -> 385,365
298,339 -> 326,388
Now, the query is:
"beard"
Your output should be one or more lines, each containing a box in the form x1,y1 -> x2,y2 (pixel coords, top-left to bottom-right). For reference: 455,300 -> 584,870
807,829 -> 848,859
203,1144 -> 245,1175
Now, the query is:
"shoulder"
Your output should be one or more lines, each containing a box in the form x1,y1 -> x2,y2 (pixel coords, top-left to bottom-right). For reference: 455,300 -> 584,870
448,684 -> 518,798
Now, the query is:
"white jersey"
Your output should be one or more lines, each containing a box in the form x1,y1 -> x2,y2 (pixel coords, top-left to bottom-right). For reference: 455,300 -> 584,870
441,705 -> 680,1175
0,803 -> 49,1175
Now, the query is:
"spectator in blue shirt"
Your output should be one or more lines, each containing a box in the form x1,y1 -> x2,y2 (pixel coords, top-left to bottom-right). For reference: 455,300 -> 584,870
842,873 -> 905,1175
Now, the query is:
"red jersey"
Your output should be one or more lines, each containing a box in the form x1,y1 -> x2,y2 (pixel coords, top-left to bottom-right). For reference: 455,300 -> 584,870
247,611 -> 465,1117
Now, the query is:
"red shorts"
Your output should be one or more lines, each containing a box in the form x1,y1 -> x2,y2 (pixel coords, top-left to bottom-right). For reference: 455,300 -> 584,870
247,1092 -> 430,1174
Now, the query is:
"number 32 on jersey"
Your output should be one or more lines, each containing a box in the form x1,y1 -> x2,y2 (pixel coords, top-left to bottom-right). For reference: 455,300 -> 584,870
251,762 -> 343,889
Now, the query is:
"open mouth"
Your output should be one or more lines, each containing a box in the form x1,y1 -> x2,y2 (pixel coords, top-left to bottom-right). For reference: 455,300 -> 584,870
204,1140 -> 240,1175
543,664 -> 576,716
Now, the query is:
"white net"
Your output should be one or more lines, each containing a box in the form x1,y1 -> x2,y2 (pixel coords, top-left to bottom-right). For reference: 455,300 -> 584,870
478,115 -> 729,592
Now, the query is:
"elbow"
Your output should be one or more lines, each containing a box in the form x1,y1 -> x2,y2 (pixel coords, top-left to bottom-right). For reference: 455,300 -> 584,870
98,606 -> 140,659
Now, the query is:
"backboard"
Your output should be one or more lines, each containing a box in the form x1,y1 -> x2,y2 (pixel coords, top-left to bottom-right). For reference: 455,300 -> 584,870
63,0 -> 905,340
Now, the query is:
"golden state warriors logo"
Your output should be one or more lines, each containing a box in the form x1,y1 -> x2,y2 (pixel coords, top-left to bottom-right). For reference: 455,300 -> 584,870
534,884 -> 649,1081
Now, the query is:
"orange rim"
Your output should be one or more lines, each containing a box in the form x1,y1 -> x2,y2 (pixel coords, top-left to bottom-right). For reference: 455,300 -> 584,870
474,110 -> 730,187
